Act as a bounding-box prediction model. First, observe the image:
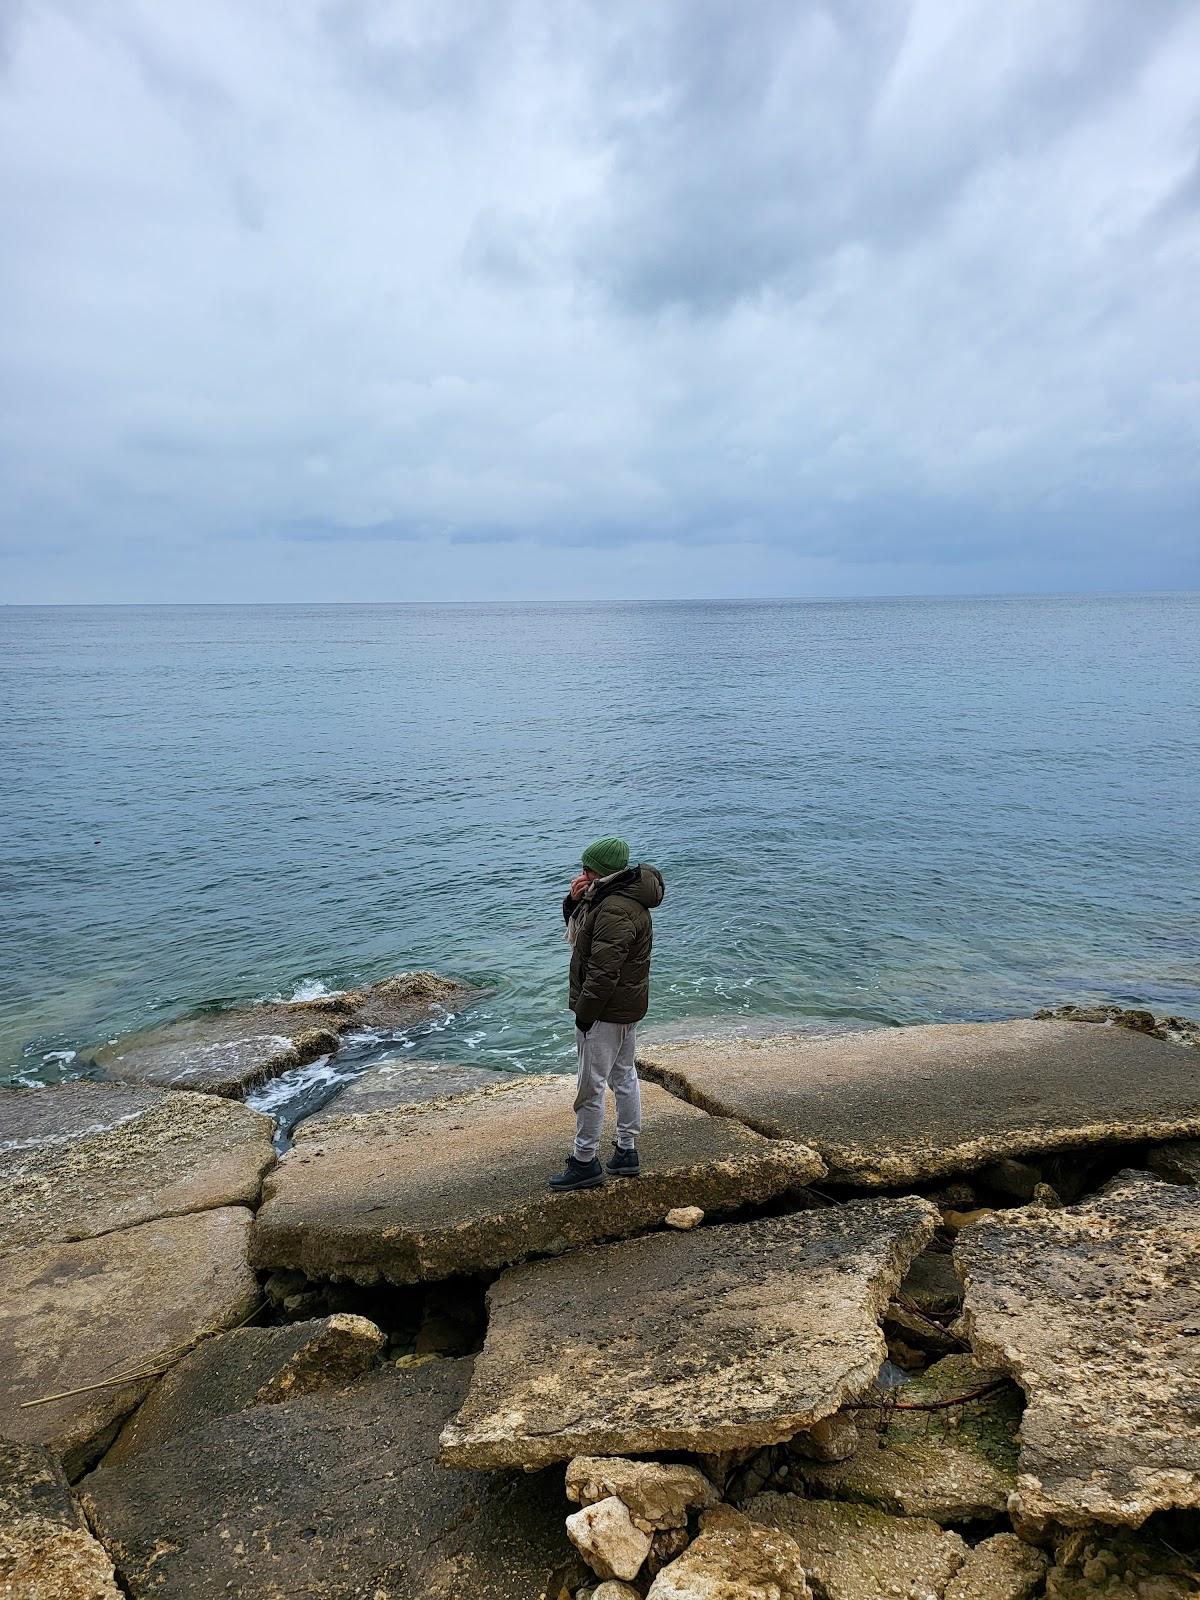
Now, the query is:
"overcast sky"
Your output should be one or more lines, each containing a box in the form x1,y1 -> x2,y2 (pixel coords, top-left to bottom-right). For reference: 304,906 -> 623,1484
1,1 -> 1197,603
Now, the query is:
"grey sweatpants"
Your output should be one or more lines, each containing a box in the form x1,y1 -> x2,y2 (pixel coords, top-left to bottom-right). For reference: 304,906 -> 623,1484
572,1019 -> 642,1162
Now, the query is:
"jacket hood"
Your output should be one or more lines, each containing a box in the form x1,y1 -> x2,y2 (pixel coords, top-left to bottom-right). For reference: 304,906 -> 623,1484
605,863 -> 664,910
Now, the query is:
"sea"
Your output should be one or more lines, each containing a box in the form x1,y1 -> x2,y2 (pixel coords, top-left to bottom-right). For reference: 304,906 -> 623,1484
2,595 -> 1197,1127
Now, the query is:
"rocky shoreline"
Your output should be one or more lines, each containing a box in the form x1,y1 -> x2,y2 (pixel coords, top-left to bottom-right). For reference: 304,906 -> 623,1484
1,987 -> 1199,1598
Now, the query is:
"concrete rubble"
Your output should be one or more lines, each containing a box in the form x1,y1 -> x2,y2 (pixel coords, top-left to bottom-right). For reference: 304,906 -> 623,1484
566,1456 -> 719,1530
646,1504 -> 812,1599
639,1019 -> 1200,1185
957,1169 -> 1200,1529
567,1496 -> 653,1580
252,1076 -> 825,1285
0,1438 -> 122,1600
78,971 -> 471,1096
0,1080 -> 275,1255
81,1357 -> 574,1600
99,1312 -> 385,1468
0,1206 -> 259,1477
440,1197 -> 937,1468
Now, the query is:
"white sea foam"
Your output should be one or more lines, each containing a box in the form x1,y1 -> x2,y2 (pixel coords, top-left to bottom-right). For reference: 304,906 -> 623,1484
246,1054 -> 340,1115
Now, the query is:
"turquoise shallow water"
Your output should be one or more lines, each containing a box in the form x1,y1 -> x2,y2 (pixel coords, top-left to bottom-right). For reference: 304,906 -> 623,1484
2,596 -> 1197,1094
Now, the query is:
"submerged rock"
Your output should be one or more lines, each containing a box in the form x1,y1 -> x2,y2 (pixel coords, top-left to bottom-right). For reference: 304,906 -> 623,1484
639,1020 -> 1200,1186
0,1081 -> 275,1256
99,1312 -> 385,1468
82,1358 -> 572,1600
439,1197 -> 937,1469
794,1354 -> 1021,1523
0,1439 -> 122,1600
301,1057 -> 508,1127
252,1076 -> 825,1285
745,1492 -> 967,1600
646,1503 -> 811,1599
0,1207 -> 258,1478
79,971 -> 471,1096
566,1457 -> 719,1531
956,1170 -> 1200,1528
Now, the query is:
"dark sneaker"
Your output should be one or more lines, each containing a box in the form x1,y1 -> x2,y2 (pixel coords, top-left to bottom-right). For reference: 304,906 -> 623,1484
548,1154 -> 604,1192
605,1144 -> 640,1178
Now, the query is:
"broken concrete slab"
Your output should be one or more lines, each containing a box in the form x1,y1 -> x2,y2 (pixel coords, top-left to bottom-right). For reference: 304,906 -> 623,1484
82,1358 -> 574,1600
745,1492 -> 967,1600
0,1080 -> 275,1256
301,1057 -> 508,1127
252,1076 -> 825,1285
0,1438 -> 122,1600
956,1170 -> 1200,1528
944,1533 -> 1047,1600
566,1457 -> 719,1531
646,1503 -> 811,1599
79,971 -> 471,1096
100,1312 -> 385,1469
794,1355 -> 1021,1523
1149,1140 -> 1200,1185
440,1196 -> 937,1469
0,1206 -> 258,1478
639,1020 -> 1200,1186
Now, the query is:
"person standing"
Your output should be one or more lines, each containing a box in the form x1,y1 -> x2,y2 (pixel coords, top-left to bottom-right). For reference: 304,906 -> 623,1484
549,836 -> 666,1192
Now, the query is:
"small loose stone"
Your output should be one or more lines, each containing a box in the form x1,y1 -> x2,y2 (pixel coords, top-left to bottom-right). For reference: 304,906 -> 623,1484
665,1206 -> 705,1230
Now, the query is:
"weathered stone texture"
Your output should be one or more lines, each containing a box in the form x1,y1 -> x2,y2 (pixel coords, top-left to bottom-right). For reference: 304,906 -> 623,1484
100,1312 -> 385,1468
944,1533 -> 1048,1600
82,1358 -> 572,1600
795,1355 -> 1021,1523
566,1456 -> 719,1530
301,1057 -> 507,1127
0,1081 -> 275,1256
80,971 -> 470,1096
567,1496 -> 652,1580
440,1197 -> 937,1469
1043,1526 -> 1200,1599
253,1076 -> 825,1285
957,1170 -> 1200,1528
639,1020 -> 1200,1185
0,1439 -> 122,1600
0,1206 -> 258,1477
646,1504 -> 812,1599
1149,1140 -> 1200,1185
745,1493 -> 968,1600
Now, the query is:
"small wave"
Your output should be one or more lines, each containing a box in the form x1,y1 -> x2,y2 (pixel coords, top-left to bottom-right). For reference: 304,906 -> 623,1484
41,1049 -> 78,1066
246,1054 -> 340,1116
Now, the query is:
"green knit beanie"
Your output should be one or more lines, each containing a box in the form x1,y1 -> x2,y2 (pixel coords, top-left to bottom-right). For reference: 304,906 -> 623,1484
581,836 -> 630,874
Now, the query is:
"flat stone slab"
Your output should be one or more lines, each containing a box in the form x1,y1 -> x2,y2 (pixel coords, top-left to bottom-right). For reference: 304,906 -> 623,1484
745,1493 -> 968,1600
639,1020 -> 1200,1186
252,1076 -> 826,1285
0,1207 -> 259,1477
956,1170 -> 1200,1528
0,1438 -> 122,1600
100,1313 -> 385,1468
1149,1139 -> 1200,1185
440,1196 -> 937,1469
0,1081 -> 275,1256
82,1358 -> 574,1600
302,1057 -> 508,1128
794,1354 -> 1021,1522
79,971 -> 471,1096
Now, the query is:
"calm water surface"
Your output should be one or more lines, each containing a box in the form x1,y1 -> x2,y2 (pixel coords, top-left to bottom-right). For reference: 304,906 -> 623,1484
2,596 -> 1197,1111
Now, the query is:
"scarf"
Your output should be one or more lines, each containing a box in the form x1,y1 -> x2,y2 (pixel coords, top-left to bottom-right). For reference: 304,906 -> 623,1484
564,869 -> 627,947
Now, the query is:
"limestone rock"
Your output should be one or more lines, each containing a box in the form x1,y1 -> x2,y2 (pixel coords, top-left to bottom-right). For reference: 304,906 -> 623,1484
100,1312 -> 385,1468
0,1206 -> 258,1477
566,1457 -> 719,1529
944,1533 -> 1047,1600
567,1497 -> 653,1580
253,1076 -> 825,1285
646,1503 -> 811,1599
647,1526 -> 691,1575
897,1247 -> 963,1317
440,1197 -> 937,1469
82,1358 -> 571,1599
0,1439 -> 122,1600
956,1170 -> 1200,1527
1043,1526 -> 1199,1599
1035,1003 -> 1200,1052
1149,1140 -> 1200,1185
665,1206 -> 705,1230
302,1057 -> 508,1127
592,1585 -> 642,1600
795,1355 -> 1020,1523
79,971 -> 471,1096
0,1081 -> 275,1256
789,1413 -> 860,1463
745,1492 -> 967,1600
639,1020 -> 1200,1186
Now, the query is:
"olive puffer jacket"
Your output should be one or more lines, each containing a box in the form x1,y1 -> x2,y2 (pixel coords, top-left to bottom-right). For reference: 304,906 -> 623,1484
563,864 -> 666,1029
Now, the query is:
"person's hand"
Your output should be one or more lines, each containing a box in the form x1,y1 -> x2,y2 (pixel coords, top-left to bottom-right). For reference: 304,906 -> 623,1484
569,872 -> 591,901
